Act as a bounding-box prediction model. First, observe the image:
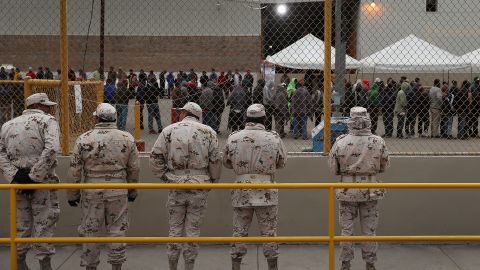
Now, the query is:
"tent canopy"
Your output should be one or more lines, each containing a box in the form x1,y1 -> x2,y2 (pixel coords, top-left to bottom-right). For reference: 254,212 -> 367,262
265,34 -> 361,70
461,49 -> 480,68
360,34 -> 469,71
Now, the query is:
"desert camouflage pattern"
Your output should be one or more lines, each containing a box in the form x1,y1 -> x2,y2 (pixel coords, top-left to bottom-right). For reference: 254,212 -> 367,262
0,109 -> 60,260
16,190 -> 60,260
166,189 -> 209,263
78,195 -> 129,267
339,200 -> 379,263
328,114 -> 389,202
150,116 -> 221,263
69,122 -> 140,200
231,206 -> 279,260
150,116 -> 221,183
223,123 -> 287,207
0,109 -> 60,183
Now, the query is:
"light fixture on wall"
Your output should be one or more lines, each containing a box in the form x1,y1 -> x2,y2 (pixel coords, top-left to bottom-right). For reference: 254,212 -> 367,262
370,0 -> 376,8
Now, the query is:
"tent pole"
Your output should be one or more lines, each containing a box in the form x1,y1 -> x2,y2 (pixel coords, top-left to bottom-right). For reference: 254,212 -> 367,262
372,66 -> 376,82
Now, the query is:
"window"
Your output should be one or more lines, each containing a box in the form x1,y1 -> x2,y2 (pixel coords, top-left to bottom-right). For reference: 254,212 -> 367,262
426,0 -> 438,12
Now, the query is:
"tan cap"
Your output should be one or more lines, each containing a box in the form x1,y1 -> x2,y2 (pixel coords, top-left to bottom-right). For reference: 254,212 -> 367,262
180,102 -> 202,119
350,106 -> 369,118
93,103 -> 117,121
26,93 -> 57,107
247,104 -> 266,118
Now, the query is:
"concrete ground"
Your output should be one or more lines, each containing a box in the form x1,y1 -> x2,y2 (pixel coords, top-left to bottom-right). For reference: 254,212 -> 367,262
1,244 -> 479,269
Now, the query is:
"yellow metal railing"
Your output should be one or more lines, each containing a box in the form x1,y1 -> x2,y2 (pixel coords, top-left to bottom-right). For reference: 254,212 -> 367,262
2,182 -> 480,270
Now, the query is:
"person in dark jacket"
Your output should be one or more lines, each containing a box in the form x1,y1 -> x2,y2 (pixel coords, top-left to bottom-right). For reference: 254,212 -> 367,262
159,70 -> 167,98
166,71 -> 175,98
469,77 -> 480,137
380,78 -> 397,137
292,84 -> 311,140
115,77 -> 135,130
343,81 -> 355,117
211,82 -> 225,133
186,81 -> 201,104
104,78 -> 116,104
244,70 -> 254,93
200,71 -> 209,88
274,85 -> 289,138
440,82 -> 454,139
227,80 -> 249,132
199,82 -> 215,129
252,79 -> 265,105
405,78 -> 420,137
456,80 -> 471,139
145,78 -> 163,134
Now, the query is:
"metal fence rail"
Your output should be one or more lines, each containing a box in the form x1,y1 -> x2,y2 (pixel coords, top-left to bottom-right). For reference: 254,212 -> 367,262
2,182 -> 480,270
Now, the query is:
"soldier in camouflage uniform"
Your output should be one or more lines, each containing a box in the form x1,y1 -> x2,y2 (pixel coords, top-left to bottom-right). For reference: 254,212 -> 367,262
223,104 -> 287,270
150,102 -> 221,270
328,107 -> 390,270
69,103 -> 140,270
0,93 -> 60,270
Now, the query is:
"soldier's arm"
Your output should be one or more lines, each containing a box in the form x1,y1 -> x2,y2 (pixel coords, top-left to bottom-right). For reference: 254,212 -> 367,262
149,132 -> 168,180
29,118 -> 60,183
0,130 -> 17,183
68,139 -> 83,201
379,140 -> 390,173
126,140 -> 140,183
328,143 -> 341,175
276,137 -> 287,169
222,140 -> 233,169
208,134 -> 222,182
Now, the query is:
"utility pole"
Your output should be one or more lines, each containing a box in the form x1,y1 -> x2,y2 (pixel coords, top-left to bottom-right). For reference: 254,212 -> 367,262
334,0 -> 346,98
100,0 -> 105,79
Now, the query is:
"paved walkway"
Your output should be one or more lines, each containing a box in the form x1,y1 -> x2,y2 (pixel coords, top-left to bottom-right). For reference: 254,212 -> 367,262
1,244 -> 479,269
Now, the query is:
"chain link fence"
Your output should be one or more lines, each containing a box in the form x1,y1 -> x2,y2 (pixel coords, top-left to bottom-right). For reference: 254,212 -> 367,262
1,0 -> 480,154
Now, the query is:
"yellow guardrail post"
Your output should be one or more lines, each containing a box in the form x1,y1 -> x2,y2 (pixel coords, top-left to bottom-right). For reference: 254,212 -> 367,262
323,0 -> 333,155
10,188 -> 17,270
328,187 -> 335,270
23,78 -> 32,109
96,81 -> 104,105
60,0 -> 70,155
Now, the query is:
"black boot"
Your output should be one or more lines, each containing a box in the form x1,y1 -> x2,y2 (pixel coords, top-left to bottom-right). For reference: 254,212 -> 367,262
341,261 -> 351,270
267,258 -> 278,270
39,257 -> 52,270
17,254 -> 30,270
232,259 -> 242,270
366,262 -> 376,270
168,259 -> 178,270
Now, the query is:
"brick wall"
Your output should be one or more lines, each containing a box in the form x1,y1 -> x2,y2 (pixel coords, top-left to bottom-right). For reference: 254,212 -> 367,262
0,35 -> 262,72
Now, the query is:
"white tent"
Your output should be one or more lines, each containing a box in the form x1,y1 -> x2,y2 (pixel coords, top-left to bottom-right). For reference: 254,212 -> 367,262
360,34 -> 469,72
461,49 -> 480,68
265,34 -> 361,70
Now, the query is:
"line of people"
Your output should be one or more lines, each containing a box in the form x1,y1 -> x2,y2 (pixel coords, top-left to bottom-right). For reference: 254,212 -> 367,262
344,76 -> 480,139
0,92 -> 390,270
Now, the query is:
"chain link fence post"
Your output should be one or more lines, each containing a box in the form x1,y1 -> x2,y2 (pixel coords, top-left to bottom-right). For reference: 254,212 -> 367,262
323,0 -> 333,155
60,0 -> 70,155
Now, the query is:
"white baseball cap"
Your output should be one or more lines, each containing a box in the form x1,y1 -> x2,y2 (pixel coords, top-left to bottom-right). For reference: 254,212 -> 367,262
93,103 -> 117,121
26,93 -> 57,107
180,102 -> 202,119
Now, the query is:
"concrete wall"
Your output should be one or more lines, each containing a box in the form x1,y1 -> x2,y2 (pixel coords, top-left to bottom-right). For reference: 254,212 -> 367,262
0,0 -> 261,36
1,155 -> 479,239
357,0 -> 480,58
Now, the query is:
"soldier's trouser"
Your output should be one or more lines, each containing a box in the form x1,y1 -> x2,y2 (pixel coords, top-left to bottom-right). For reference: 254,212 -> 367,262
78,195 -> 129,267
17,189 -> 60,260
339,200 -> 379,263
167,190 -> 208,263
231,206 -> 279,260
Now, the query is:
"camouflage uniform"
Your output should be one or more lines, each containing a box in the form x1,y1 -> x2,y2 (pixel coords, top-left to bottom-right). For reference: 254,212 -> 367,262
223,104 -> 287,262
328,107 -> 390,265
0,106 -> 60,261
150,102 -> 221,266
69,103 -> 139,268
